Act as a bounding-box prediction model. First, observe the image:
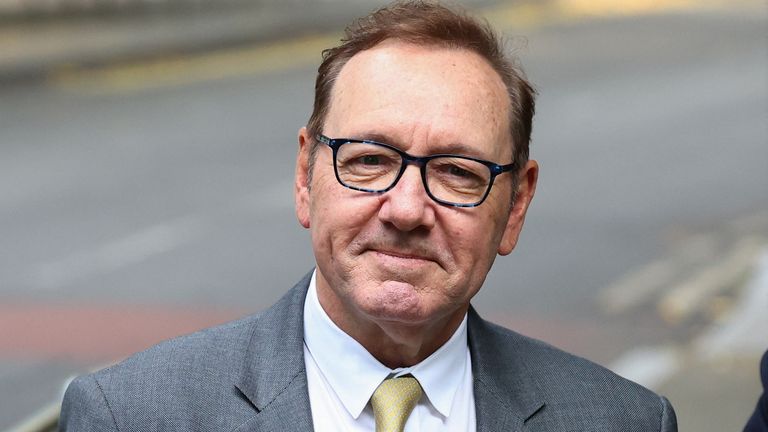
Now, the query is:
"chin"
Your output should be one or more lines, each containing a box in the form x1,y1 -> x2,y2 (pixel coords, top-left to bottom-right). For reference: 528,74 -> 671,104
355,280 -> 427,322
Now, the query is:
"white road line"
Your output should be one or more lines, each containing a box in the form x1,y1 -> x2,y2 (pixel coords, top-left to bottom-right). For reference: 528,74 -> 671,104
29,215 -> 205,291
658,236 -> 765,324
610,244 -> 768,390
600,260 -> 681,314
599,234 -> 718,314
694,246 -> 768,360
609,346 -> 682,390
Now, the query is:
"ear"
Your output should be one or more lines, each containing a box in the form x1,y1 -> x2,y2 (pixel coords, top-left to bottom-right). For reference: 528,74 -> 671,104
294,127 -> 312,229
498,160 -> 538,255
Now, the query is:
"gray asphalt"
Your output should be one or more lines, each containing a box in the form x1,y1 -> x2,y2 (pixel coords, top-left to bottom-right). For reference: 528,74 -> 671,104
1,3 -> 766,430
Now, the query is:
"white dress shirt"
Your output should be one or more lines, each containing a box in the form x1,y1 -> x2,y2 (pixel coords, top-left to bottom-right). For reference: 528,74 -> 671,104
303,271 -> 476,431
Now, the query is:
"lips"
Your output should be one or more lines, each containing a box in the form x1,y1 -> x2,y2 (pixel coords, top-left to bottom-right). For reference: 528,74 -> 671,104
353,234 -> 446,269
373,249 -> 433,262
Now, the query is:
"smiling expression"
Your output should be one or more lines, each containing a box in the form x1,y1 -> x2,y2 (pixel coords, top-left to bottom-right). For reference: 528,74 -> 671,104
295,40 -> 534,337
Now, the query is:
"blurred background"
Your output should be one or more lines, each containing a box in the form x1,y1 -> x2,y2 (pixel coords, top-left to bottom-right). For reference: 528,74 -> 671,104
1,0 -> 766,430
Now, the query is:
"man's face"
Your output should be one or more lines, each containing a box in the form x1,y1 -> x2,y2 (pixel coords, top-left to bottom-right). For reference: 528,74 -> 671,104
295,41 -> 537,333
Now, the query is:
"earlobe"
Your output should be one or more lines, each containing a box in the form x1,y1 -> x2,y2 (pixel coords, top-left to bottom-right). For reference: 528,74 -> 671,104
498,160 -> 538,256
295,127 -> 312,229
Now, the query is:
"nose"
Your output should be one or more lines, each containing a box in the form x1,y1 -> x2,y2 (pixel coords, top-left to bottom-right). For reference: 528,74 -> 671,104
377,165 -> 436,231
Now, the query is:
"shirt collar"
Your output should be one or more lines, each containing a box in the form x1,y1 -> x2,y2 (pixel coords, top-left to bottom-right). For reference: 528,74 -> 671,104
406,312 -> 469,416
303,270 -> 469,419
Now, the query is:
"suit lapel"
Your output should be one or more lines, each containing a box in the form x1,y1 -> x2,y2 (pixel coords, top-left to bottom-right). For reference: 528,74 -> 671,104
468,307 -> 545,431
473,384 -> 522,432
233,372 -> 314,432
228,277 -> 547,431
233,272 -> 315,432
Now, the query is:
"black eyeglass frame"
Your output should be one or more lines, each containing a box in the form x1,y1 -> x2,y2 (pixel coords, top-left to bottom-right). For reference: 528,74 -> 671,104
316,134 -> 516,208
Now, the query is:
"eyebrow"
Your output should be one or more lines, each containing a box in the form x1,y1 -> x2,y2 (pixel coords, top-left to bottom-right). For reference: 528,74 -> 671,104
350,131 -> 489,160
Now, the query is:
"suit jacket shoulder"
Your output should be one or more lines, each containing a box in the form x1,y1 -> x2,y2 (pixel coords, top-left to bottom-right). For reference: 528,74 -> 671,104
60,273 -> 314,432
468,309 -> 677,431
61,316 -> 257,431
744,350 -> 768,431
61,271 -> 676,432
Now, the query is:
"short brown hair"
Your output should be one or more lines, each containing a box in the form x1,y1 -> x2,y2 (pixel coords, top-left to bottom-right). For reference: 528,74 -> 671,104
306,0 -> 536,187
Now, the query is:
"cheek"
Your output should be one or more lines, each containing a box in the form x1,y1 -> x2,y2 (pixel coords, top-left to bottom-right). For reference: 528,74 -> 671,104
309,177 -> 379,251
443,210 -> 505,272
451,226 -> 495,266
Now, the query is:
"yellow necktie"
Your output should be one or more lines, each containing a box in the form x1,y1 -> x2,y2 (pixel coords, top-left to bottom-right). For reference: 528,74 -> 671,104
370,376 -> 423,432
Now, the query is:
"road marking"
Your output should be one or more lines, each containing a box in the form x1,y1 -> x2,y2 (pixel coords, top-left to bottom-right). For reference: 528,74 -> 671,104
557,0 -> 695,16
600,260 -> 680,314
600,209 -> 768,316
484,0 -> 750,31
482,1 -> 562,31
599,233 -> 719,314
554,0 -> 759,17
694,246 -> 768,360
29,215 -> 205,290
609,245 -> 768,392
609,345 -> 682,390
48,33 -> 340,94
658,236 -> 765,324
47,0 -> 753,95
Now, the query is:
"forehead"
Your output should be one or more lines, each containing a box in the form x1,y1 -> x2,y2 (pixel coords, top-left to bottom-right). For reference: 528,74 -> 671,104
326,41 -> 512,160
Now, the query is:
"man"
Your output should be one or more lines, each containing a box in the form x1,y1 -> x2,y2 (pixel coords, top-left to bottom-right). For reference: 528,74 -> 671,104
745,350 -> 768,431
60,1 -> 677,431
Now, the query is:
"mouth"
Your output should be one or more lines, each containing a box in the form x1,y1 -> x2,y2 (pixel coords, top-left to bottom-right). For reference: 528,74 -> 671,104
368,248 -> 439,270
373,249 -> 433,261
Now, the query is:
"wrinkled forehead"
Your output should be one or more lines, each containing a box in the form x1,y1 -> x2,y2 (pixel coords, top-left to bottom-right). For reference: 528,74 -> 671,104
326,41 -> 512,160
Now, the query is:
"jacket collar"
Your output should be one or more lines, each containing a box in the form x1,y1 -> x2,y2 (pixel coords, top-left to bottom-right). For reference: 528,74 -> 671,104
234,271 -> 314,431
468,307 -> 546,431
232,273 -> 546,431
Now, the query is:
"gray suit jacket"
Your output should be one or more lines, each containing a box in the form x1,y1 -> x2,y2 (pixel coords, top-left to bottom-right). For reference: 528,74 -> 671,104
60,272 -> 677,431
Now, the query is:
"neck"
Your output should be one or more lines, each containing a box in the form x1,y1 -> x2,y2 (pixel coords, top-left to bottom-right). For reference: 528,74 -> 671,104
359,313 -> 466,368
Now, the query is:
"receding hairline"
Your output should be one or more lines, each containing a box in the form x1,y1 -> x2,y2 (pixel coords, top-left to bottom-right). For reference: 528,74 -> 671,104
305,0 -> 536,197
334,38 -> 512,94
323,40 -> 514,155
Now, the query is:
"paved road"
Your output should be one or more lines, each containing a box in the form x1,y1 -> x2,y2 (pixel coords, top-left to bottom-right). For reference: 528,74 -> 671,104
1,1 -> 766,429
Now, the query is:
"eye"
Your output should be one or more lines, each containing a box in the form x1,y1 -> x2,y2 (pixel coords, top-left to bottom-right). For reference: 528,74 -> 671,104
448,165 -> 470,177
428,158 -> 490,192
361,155 -> 381,165
434,161 -> 483,181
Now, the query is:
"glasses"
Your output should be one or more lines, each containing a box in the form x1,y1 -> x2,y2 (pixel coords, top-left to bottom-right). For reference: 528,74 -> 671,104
316,134 -> 516,207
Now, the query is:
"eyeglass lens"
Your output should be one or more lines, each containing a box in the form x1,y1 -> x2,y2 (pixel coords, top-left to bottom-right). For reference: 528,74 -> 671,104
335,142 -> 491,205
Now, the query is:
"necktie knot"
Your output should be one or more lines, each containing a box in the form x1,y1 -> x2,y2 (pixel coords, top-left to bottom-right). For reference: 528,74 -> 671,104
371,376 -> 422,432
